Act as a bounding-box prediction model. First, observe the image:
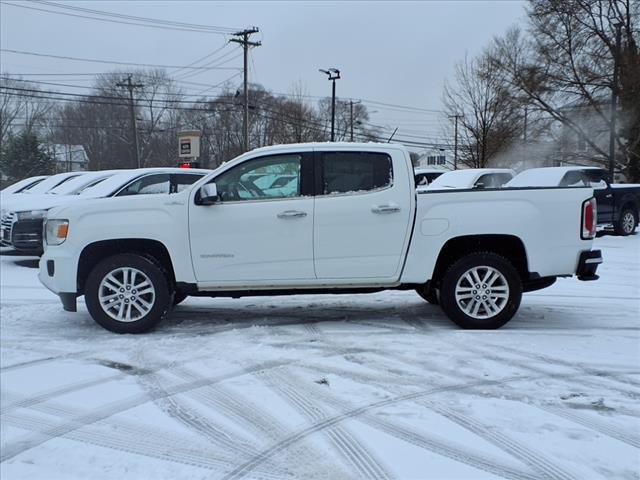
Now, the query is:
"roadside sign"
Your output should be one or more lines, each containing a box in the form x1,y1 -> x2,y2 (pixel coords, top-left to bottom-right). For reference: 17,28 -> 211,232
178,130 -> 201,159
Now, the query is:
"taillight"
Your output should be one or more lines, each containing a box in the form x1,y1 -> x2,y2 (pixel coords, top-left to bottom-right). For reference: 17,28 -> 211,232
581,197 -> 597,239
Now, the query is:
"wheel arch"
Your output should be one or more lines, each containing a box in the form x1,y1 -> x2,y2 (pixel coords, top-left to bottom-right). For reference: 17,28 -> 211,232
77,238 -> 176,295
431,234 -> 529,286
618,195 -> 639,217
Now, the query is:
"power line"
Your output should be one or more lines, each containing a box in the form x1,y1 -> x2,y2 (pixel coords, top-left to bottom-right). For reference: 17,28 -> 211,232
1,49 -> 242,71
2,85 -> 449,149
3,1 -> 239,34
169,42 -> 232,77
174,50 -> 243,80
36,0 -> 239,32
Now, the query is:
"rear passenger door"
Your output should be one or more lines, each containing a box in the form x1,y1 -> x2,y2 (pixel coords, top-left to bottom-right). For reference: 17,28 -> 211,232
313,150 -> 413,280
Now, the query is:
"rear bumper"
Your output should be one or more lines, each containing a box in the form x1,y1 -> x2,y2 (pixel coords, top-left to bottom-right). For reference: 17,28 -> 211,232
576,249 -> 602,281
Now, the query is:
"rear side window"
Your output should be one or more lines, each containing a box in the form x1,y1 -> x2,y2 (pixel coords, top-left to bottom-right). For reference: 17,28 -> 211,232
117,174 -> 170,196
476,173 -> 513,188
321,152 -> 392,195
560,171 -> 588,187
171,173 -> 204,193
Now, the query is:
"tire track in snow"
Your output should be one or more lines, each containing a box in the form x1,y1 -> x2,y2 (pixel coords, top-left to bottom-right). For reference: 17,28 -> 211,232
160,362 -> 351,479
2,410 -> 281,478
283,364 -> 579,480
536,404 -> 640,449
419,401 -> 578,480
129,350 -> 270,467
400,315 -> 640,398
476,342 -> 640,389
398,315 -> 640,453
258,368 -> 394,480
224,371 -> 558,480
0,372 -> 126,415
297,358 -> 579,480
0,339 -> 380,464
0,359 -> 294,463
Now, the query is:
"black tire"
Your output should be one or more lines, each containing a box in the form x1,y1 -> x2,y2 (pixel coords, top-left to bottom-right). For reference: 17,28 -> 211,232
85,253 -> 172,333
439,252 -> 522,329
172,291 -> 188,307
415,285 -> 439,305
615,208 -> 637,236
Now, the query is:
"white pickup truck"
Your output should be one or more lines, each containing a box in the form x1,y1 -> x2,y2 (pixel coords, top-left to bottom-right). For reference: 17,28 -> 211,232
39,142 -> 602,333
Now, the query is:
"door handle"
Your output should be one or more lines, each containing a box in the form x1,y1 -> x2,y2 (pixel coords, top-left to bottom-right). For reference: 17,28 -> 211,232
605,194 -> 613,198
277,210 -> 307,219
371,204 -> 401,214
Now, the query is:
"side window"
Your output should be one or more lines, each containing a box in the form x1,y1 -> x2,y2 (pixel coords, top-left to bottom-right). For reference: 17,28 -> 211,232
560,171 -> 587,187
117,174 -> 170,196
214,154 -> 302,202
171,173 -> 204,193
477,173 -> 512,188
321,152 -> 392,195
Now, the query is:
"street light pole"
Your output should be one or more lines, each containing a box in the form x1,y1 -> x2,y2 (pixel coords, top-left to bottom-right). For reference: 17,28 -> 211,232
319,68 -> 340,141
609,22 -> 623,181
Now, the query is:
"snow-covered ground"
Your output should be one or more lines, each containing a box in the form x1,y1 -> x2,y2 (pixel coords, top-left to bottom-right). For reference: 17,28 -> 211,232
1,235 -> 639,480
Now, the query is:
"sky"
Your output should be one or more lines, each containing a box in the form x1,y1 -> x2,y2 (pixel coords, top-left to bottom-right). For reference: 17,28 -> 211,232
0,0 -> 527,147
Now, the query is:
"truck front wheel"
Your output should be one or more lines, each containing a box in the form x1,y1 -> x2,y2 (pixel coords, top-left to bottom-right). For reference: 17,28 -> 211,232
85,253 -> 172,333
439,252 -> 522,329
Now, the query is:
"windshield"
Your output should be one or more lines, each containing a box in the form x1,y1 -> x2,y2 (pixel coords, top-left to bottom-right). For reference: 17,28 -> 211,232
1,176 -> 47,194
22,173 -> 84,194
48,173 -> 113,195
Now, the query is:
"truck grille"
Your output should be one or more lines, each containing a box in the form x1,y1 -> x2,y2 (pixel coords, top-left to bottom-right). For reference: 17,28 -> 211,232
0,212 -> 16,246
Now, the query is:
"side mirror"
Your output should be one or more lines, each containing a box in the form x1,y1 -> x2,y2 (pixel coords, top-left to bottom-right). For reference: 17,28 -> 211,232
474,182 -> 485,190
197,183 -> 219,205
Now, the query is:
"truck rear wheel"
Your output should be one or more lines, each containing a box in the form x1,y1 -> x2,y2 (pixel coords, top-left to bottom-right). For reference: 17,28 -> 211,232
85,253 -> 172,333
615,208 -> 637,236
439,252 -> 522,329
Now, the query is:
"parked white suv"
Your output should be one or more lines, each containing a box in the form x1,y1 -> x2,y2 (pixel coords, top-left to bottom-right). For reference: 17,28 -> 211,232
39,143 -> 601,333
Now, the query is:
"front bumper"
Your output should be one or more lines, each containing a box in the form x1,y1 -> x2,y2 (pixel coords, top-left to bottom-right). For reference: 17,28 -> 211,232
576,249 -> 602,281
39,247 -> 80,311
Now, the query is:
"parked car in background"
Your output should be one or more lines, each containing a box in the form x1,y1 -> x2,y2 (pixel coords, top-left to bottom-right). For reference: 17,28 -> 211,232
414,167 -> 446,188
0,175 -> 49,196
1,170 -> 120,253
507,166 -> 640,235
9,171 -> 88,198
1,168 -> 211,254
425,168 -> 515,191
39,143 -> 601,333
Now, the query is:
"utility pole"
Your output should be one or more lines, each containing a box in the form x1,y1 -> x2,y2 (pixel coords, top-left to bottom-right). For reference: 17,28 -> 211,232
230,27 -> 261,153
116,75 -> 144,168
319,68 -> 340,141
449,114 -> 462,170
349,100 -> 361,142
609,22 -> 623,181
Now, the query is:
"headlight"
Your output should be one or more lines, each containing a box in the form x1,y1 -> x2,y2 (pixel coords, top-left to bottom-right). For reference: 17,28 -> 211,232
16,209 -> 48,220
45,219 -> 69,246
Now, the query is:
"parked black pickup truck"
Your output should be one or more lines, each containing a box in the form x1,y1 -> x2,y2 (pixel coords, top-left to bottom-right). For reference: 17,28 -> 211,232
508,166 -> 640,235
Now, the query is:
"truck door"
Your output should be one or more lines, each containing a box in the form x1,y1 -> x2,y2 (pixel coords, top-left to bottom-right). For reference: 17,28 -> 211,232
313,150 -> 413,280
189,152 -> 315,284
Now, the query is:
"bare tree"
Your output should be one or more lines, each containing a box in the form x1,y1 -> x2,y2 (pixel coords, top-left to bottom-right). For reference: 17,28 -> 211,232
491,0 -> 639,178
443,51 -> 523,168
0,76 -> 54,145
